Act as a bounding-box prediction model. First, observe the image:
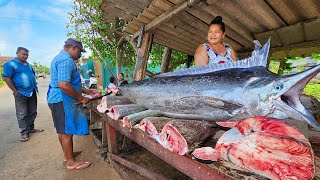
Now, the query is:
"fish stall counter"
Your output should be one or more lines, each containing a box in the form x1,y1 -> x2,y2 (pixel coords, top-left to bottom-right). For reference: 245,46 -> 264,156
88,96 -> 320,180
94,110 -> 226,180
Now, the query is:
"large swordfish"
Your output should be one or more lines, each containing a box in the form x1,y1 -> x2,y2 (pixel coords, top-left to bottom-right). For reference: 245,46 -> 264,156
119,39 -> 320,130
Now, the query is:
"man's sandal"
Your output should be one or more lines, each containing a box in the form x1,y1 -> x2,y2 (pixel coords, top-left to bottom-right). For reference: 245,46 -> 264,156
20,134 -> 29,142
66,161 -> 91,170
30,129 -> 44,133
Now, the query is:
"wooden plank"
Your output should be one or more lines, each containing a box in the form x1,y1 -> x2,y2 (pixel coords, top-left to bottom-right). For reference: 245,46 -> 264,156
124,26 -> 138,34
147,4 -> 166,15
254,30 -> 283,47
100,114 -> 226,179
160,47 -> 172,73
126,0 -> 152,10
289,0 -> 320,20
264,0 -> 300,24
187,4 -> 253,47
106,124 -> 118,154
110,153 -> 168,180
142,9 -> 159,19
269,40 -> 320,60
125,22 -> 140,33
276,22 -> 304,45
167,18 -> 205,43
152,0 -> 174,12
167,0 -> 183,5
304,17 -> 320,41
155,29 -> 198,51
134,32 -> 153,81
162,23 -> 203,45
154,36 -> 194,55
109,160 -> 131,180
137,13 -> 153,24
208,0 -> 266,32
102,5 -> 135,22
156,26 -> 202,49
102,122 -> 108,147
109,0 -> 144,16
235,0 -> 286,29
133,0 -> 202,38
154,34 -> 195,55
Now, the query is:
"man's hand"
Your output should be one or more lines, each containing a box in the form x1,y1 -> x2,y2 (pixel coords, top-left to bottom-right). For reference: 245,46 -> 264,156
75,96 -> 90,105
82,88 -> 98,95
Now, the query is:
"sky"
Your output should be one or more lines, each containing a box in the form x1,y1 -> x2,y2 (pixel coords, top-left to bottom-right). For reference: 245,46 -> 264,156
0,0 -> 88,67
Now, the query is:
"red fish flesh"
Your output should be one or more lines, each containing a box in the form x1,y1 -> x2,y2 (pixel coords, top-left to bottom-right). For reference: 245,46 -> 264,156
159,120 -> 214,155
192,116 -> 315,180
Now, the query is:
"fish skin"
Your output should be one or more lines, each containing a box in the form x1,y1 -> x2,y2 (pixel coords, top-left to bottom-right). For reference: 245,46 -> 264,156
119,65 -> 320,130
119,39 -> 320,130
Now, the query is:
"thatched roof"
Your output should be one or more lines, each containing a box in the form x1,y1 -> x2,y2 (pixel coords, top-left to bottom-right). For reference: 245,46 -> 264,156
101,0 -> 320,59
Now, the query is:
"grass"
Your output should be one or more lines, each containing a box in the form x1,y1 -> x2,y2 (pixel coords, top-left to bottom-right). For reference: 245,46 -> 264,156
303,79 -> 320,101
0,81 -> 5,87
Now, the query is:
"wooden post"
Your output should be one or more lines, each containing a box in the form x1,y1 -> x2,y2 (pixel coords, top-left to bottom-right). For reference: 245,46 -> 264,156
133,32 -> 153,81
106,124 -> 118,154
115,17 -> 121,76
186,55 -> 194,68
116,48 -> 121,76
160,47 -> 172,73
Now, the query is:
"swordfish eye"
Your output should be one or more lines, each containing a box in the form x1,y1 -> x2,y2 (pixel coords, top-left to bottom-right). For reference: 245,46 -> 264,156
273,82 -> 283,91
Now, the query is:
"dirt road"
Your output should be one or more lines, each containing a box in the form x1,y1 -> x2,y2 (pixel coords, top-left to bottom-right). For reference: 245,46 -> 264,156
0,77 -> 121,180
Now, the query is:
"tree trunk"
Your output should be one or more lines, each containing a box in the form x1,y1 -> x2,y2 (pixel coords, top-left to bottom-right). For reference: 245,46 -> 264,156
160,47 -> 172,73
115,17 -> 121,77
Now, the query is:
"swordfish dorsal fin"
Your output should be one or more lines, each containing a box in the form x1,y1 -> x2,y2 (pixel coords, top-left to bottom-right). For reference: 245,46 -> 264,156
156,38 -> 271,78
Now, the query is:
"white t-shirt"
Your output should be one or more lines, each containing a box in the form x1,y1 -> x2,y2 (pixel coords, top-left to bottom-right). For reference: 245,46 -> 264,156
108,83 -> 117,89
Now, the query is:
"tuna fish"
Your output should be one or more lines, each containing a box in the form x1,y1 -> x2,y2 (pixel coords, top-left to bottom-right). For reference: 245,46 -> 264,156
119,39 -> 320,130
192,116 -> 315,180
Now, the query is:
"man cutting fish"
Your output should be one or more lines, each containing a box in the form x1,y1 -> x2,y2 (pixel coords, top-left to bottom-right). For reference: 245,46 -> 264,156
47,38 -> 94,170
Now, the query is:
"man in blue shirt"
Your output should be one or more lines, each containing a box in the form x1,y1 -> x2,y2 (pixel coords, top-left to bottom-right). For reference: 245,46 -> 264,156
3,47 -> 43,142
47,38 -> 93,170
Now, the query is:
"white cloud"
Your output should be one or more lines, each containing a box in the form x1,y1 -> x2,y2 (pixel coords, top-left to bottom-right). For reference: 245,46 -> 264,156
0,0 -> 77,67
53,0 -> 73,5
0,1 -> 17,17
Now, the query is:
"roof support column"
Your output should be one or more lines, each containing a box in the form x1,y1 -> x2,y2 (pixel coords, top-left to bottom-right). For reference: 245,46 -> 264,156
134,32 -> 153,81
160,47 -> 172,73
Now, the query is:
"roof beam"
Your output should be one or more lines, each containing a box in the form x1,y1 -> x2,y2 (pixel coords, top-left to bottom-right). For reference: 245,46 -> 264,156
133,0 -> 202,38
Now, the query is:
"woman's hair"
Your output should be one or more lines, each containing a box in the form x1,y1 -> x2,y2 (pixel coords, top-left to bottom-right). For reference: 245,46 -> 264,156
210,16 -> 225,33
109,76 -> 115,83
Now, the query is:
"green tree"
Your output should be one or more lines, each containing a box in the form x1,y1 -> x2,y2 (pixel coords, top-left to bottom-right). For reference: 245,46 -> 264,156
67,0 -> 188,76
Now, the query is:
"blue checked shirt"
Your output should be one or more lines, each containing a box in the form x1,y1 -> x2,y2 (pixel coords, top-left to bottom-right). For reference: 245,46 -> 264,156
47,50 -> 79,103
2,58 -> 38,97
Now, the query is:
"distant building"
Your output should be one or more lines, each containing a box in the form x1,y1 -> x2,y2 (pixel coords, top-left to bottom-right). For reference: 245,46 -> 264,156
0,56 -> 14,64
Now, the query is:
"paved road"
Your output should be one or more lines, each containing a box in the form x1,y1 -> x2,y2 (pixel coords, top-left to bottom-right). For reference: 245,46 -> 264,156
0,77 -> 49,161
0,77 -> 121,179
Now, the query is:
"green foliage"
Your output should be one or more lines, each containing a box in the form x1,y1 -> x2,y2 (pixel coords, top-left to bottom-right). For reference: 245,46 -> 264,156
31,62 -> 50,75
268,60 -> 280,74
0,63 -> 3,81
148,44 -> 188,71
68,0 -> 188,72
0,81 -> 4,87
303,83 -> 320,101
67,0 -> 136,69
311,53 -> 320,60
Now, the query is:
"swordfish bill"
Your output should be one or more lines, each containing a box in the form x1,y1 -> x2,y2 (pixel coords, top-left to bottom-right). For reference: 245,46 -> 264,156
119,39 -> 320,130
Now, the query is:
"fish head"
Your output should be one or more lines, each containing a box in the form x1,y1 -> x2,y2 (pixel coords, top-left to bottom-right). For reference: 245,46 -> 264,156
248,65 -> 320,130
